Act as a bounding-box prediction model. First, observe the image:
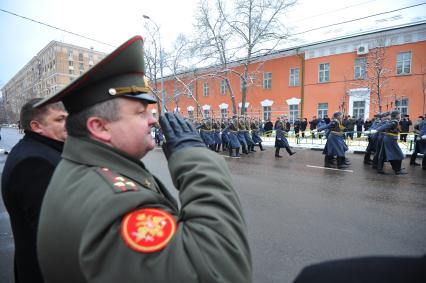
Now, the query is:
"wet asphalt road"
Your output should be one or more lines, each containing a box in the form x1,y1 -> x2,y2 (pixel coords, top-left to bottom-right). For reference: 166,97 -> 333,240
1,127 -> 425,283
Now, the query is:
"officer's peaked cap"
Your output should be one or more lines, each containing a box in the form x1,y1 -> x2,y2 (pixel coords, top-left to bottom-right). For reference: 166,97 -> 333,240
34,36 -> 156,114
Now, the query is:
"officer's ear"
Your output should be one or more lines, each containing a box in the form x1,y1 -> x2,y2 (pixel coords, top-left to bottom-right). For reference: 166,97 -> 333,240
86,116 -> 112,143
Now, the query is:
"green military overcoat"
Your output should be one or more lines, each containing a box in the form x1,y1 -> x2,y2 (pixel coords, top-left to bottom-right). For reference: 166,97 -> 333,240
37,136 -> 252,282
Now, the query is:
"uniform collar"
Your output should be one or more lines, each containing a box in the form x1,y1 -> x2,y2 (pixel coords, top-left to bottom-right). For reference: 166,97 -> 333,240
62,136 -> 152,185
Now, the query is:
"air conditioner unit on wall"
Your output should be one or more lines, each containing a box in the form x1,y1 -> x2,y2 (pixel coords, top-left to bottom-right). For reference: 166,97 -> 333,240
356,44 -> 369,55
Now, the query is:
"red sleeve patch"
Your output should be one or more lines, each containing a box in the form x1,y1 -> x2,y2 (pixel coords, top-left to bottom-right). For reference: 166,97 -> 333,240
121,208 -> 176,253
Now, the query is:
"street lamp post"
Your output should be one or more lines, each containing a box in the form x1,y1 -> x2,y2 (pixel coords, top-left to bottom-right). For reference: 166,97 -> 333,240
143,14 -> 166,114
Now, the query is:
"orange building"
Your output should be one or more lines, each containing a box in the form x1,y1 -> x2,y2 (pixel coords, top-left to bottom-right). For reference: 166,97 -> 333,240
157,22 -> 426,122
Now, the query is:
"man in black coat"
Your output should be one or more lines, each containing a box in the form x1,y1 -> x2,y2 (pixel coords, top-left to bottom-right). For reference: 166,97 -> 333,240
1,98 -> 67,283
264,119 -> 273,137
399,114 -> 411,142
309,116 -> 318,138
344,115 -> 355,140
300,118 -> 308,138
356,117 -> 364,138
294,118 -> 301,138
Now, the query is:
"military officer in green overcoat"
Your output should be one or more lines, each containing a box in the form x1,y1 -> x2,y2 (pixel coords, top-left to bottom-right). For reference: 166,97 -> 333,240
36,36 -> 252,283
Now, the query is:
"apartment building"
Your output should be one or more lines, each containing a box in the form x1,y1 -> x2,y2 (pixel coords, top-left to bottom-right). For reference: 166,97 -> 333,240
2,41 -> 105,122
159,22 -> 426,122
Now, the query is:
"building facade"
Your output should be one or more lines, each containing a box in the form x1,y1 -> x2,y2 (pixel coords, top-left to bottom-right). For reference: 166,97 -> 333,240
2,41 -> 105,123
159,22 -> 426,122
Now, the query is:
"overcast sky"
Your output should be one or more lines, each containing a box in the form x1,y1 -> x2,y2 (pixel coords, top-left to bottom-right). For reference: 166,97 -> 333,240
0,0 -> 425,89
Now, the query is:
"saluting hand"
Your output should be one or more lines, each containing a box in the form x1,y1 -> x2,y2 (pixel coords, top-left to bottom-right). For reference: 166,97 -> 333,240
159,112 -> 206,159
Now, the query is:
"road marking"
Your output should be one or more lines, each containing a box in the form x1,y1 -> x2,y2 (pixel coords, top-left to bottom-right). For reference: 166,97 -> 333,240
306,165 -> 354,173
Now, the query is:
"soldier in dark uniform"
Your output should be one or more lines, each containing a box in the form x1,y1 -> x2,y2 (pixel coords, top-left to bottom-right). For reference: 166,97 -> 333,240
220,119 -> 230,152
154,123 -> 163,146
35,36 -> 252,283
224,117 -> 242,157
317,112 -> 348,169
274,119 -> 296,158
372,112 -> 391,171
237,118 -> 249,154
250,118 -> 265,151
373,110 -> 407,175
363,113 -> 381,164
199,119 -> 215,150
212,119 -> 222,152
243,117 -> 256,152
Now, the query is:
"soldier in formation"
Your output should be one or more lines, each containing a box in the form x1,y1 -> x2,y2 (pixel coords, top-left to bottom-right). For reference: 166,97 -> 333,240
316,112 -> 349,169
370,110 -> 407,174
274,117 -> 296,158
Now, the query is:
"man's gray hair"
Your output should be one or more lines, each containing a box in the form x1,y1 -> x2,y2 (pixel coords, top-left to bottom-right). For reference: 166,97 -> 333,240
66,99 -> 121,137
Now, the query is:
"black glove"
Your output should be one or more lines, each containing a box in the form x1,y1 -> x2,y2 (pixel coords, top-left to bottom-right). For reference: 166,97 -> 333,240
159,112 -> 205,159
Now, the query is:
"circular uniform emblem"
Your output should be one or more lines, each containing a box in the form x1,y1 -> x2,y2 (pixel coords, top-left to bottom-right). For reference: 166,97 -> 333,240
121,208 -> 176,253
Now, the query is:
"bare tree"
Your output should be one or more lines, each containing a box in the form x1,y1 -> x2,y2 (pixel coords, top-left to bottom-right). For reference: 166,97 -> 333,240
193,0 -> 238,115
165,34 -> 208,118
193,0 -> 296,116
364,37 -> 391,114
143,22 -> 164,116
217,0 -> 297,115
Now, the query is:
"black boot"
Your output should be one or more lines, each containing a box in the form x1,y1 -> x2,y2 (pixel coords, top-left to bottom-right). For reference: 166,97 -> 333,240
229,147 -> 234,157
324,155 -> 334,168
275,148 -> 282,157
344,157 -> 351,165
242,144 -> 248,154
364,153 -> 372,164
236,147 -> 241,157
259,143 -> 265,151
285,146 -> 296,156
337,157 -> 348,169
250,145 -> 257,152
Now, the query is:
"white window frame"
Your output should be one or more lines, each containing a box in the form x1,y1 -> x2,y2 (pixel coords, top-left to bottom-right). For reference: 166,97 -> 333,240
354,57 -> 366,80
395,98 -> 408,116
263,72 -> 272,89
317,103 -> 328,118
263,106 -> 272,121
352,101 -> 366,119
221,79 -> 227,95
289,68 -> 299,86
319,63 -> 330,83
396,51 -> 411,75
289,104 -> 299,123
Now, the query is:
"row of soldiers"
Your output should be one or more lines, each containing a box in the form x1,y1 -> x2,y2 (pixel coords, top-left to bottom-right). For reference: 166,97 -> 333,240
363,111 -> 426,173
154,112 -> 426,171
314,110 -> 426,173
196,117 -> 265,157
